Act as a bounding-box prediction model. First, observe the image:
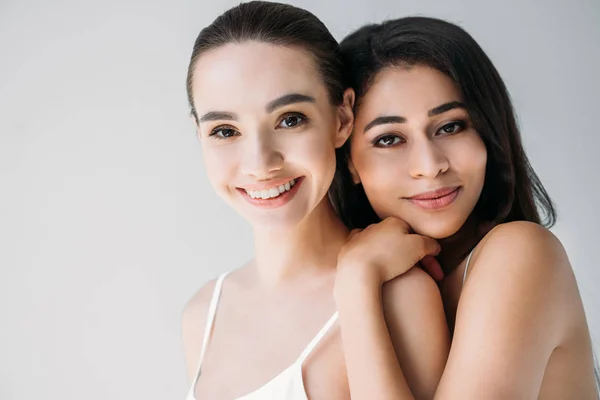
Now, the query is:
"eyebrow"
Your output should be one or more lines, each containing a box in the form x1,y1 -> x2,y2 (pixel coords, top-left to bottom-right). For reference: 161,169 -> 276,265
199,111 -> 237,123
428,101 -> 466,117
266,93 -> 316,113
198,93 -> 316,123
363,101 -> 467,133
364,116 -> 407,132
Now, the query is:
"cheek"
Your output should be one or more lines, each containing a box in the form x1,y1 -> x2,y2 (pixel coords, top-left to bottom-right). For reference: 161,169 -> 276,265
351,143 -> 405,203
284,129 -> 337,181
448,135 -> 487,184
200,143 -> 237,188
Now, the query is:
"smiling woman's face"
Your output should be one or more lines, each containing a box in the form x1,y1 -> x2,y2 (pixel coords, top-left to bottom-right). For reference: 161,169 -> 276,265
350,65 -> 487,239
190,42 -> 350,229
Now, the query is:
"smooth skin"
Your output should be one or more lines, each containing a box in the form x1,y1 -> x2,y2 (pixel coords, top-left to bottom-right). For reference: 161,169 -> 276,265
181,43 -> 449,400
335,65 -> 597,399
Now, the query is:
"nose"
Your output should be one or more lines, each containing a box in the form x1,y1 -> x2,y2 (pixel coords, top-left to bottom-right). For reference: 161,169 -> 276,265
408,139 -> 449,179
240,132 -> 284,178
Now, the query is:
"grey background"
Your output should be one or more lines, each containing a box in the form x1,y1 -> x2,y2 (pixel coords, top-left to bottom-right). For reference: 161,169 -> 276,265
1,0 -> 598,399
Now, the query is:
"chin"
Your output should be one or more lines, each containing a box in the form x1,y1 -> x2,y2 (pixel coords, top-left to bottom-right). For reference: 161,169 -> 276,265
406,215 -> 465,240
414,226 -> 459,239
245,210 -> 306,230
244,203 -> 319,231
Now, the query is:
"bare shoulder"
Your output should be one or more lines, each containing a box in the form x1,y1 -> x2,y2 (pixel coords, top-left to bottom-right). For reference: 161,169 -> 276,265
181,277 -> 219,380
484,220 -> 563,249
471,221 -> 572,284
459,221 -> 581,346
435,222 -> 593,397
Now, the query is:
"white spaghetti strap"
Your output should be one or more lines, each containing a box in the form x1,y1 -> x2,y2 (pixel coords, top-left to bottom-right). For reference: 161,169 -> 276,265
462,248 -> 475,287
190,271 -> 230,386
295,311 -> 339,365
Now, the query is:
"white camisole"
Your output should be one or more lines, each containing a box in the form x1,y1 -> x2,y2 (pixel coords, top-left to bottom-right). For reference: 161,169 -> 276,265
185,271 -> 339,400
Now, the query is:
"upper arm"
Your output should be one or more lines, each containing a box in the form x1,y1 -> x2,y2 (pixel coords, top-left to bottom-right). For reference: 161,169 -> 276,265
181,279 -> 217,382
436,222 -> 580,399
383,267 -> 451,400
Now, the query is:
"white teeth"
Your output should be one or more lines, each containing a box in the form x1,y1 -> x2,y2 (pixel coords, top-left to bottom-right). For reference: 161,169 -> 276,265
244,178 -> 298,200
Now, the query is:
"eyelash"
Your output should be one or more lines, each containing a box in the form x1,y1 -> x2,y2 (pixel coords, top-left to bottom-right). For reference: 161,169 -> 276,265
372,120 -> 467,148
372,135 -> 405,148
208,112 -> 309,140
209,125 -> 239,140
435,120 -> 466,136
277,112 -> 309,129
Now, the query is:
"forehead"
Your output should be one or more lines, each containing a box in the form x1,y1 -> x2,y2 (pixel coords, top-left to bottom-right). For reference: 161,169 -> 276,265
191,41 -> 328,114
358,65 -> 462,118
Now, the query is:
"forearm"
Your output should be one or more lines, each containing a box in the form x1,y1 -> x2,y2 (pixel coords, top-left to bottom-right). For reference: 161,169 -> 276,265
335,274 -> 415,400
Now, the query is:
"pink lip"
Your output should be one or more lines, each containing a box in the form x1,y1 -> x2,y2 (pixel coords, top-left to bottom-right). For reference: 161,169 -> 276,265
406,186 -> 461,210
237,177 -> 304,209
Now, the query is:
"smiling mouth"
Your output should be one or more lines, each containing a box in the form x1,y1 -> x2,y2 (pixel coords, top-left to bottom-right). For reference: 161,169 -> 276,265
408,187 -> 460,201
240,177 -> 299,200
406,186 -> 461,210
236,177 -> 305,209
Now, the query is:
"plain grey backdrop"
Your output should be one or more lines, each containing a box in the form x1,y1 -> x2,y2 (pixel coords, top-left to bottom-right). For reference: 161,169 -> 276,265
1,0 -> 598,398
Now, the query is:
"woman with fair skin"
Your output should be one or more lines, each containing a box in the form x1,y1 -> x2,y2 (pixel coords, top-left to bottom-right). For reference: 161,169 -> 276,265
181,4 -> 448,400
330,17 -> 598,399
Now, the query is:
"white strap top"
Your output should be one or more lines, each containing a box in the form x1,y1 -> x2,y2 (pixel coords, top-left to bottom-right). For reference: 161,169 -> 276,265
462,248 -> 475,287
186,271 -> 338,400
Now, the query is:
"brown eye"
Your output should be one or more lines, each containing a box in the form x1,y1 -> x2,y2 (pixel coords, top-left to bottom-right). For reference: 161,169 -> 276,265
210,127 -> 239,139
373,135 -> 404,148
436,121 -> 466,136
278,113 -> 307,129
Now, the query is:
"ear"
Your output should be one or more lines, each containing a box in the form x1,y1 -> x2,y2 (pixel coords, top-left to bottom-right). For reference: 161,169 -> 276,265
334,88 -> 355,148
348,158 -> 361,184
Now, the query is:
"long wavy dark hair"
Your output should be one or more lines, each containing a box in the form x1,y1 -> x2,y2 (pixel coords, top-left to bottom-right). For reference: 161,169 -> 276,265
329,17 -> 556,239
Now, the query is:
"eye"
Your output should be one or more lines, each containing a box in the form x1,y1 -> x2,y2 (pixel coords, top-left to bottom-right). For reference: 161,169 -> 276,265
436,121 -> 466,136
209,126 -> 239,140
373,134 -> 404,148
278,113 -> 307,129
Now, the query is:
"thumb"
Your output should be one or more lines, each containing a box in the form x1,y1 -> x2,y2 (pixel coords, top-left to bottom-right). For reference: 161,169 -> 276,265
420,255 -> 444,282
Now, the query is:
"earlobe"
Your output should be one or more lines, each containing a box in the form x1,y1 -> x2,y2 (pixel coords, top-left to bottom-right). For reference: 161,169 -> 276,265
348,159 -> 361,184
334,88 -> 356,148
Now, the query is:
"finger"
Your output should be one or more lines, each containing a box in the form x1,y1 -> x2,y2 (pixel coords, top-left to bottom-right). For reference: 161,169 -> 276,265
377,236 -> 439,281
408,234 -> 441,261
420,255 -> 444,281
382,216 -> 411,233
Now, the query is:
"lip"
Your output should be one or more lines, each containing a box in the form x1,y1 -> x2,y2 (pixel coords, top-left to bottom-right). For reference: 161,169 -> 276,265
406,186 -> 461,210
237,176 -> 304,209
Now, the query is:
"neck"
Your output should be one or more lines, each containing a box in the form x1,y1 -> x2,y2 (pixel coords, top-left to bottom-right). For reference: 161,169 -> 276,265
437,215 -> 490,274
252,198 -> 349,285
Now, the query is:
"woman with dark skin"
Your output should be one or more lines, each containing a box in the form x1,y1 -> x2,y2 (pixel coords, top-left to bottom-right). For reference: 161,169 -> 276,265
331,16 -> 598,399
